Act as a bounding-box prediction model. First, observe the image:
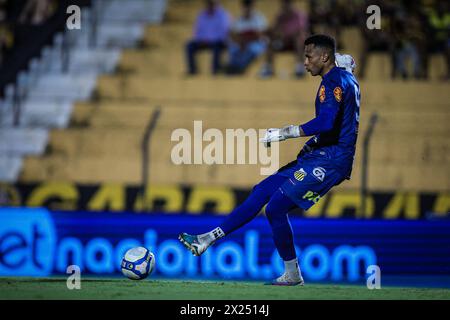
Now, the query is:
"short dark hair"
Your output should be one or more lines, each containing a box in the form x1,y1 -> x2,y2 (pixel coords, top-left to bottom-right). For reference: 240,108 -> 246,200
304,34 -> 336,55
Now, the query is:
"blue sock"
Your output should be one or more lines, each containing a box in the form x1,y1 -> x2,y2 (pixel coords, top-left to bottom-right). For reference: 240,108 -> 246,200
265,190 -> 298,261
219,174 -> 288,235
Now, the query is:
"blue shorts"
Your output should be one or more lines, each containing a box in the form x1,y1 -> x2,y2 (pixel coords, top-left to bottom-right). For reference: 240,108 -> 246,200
276,151 -> 347,211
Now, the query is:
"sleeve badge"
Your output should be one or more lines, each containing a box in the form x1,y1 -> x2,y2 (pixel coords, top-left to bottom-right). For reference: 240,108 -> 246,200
319,85 -> 326,103
333,87 -> 342,102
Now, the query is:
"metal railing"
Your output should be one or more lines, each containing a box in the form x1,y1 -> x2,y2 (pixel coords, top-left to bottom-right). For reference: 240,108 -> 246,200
360,112 -> 379,217
141,107 -> 162,199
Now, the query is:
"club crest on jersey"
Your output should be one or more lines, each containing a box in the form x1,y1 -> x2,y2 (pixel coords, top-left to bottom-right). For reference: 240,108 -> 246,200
333,87 -> 342,102
294,168 -> 307,181
319,85 -> 326,103
312,167 -> 326,182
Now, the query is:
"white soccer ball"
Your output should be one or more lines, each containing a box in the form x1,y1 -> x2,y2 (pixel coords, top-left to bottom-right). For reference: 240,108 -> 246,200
121,247 -> 155,280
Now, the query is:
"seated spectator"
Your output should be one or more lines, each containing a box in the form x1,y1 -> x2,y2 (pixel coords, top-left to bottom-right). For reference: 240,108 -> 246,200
391,4 -> 427,80
224,0 -> 267,75
18,0 -> 55,26
0,25 -> 12,66
309,0 -> 341,49
357,0 -> 396,79
424,0 -> 450,80
185,0 -> 231,75
335,0 -> 361,27
0,0 -> 13,67
259,0 -> 309,78
0,0 -> 5,21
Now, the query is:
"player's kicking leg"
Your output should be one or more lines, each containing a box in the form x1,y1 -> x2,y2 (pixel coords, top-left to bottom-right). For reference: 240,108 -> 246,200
180,188 -> 305,285
178,174 -> 290,256
178,227 -> 224,256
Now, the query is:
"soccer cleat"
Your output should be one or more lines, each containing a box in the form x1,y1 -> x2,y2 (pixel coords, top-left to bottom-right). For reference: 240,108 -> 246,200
178,233 -> 211,256
269,272 -> 305,286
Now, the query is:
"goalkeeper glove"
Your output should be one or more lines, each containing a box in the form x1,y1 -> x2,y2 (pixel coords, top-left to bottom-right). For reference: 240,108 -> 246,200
260,125 -> 301,147
280,125 -> 301,139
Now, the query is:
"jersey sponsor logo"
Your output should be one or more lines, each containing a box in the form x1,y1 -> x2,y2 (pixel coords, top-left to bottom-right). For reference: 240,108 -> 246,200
294,168 -> 307,181
319,85 -> 326,103
333,87 -> 342,102
312,167 -> 326,182
302,191 -> 321,203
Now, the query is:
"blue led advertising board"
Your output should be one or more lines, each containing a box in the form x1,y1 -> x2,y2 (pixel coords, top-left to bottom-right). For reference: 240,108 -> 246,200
0,208 -> 449,287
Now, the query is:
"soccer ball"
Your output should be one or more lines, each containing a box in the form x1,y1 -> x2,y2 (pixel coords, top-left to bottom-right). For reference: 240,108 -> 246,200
121,247 -> 155,280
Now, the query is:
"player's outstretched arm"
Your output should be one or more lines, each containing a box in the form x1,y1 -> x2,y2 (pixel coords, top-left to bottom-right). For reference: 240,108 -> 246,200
260,125 -> 305,147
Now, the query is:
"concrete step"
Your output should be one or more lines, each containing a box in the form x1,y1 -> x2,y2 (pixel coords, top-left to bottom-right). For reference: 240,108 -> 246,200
0,156 -> 22,182
19,153 -> 449,191
0,128 -> 48,156
95,76 -> 450,108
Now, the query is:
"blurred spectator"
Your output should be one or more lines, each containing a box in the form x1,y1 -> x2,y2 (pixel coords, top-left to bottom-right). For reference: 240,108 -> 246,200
259,0 -> 309,78
391,5 -> 425,79
357,0 -> 396,79
335,0 -> 364,27
0,0 -> 5,21
185,0 -> 231,75
18,0 -> 56,26
0,0 -> 13,67
0,25 -> 13,66
224,0 -> 267,75
424,0 -> 450,80
309,0 -> 341,49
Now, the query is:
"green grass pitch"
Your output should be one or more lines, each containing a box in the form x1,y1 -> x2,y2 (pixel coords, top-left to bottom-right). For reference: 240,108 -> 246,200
0,278 -> 449,300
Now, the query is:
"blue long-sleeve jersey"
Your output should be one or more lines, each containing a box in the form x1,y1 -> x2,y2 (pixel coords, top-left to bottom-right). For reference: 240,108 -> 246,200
299,66 -> 361,179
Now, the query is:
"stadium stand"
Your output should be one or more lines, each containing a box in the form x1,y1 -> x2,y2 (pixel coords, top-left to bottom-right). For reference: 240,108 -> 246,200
0,0 -> 167,182
2,0 -> 449,192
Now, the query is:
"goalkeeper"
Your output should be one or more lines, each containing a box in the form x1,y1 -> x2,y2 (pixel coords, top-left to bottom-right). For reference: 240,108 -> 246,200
179,34 -> 360,286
